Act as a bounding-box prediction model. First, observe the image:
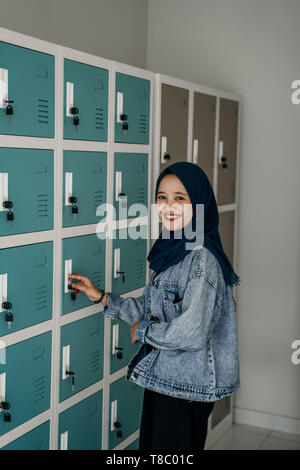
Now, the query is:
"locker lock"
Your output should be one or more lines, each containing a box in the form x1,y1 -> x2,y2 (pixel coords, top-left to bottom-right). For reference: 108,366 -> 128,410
3,201 -> 13,209
2,301 -> 12,311
122,122 -> 128,131
114,421 -> 122,429
116,430 -> 122,439
116,271 -> 125,283
68,196 -> 77,204
70,107 -> 79,115
115,346 -> 123,360
163,154 -> 171,162
220,156 -> 228,169
120,114 -> 128,121
5,101 -> 14,118
73,115 -> 80,128
0,402 -> 10,411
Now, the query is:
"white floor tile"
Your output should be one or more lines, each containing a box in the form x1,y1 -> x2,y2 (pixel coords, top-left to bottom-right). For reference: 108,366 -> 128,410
259,436 -> 300,450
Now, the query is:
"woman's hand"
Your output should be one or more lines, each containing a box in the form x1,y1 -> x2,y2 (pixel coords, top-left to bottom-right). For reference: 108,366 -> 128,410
68,273 -> 102,302
130,320 -> 141,343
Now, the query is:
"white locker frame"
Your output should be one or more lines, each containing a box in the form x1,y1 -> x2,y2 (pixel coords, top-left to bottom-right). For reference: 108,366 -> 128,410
0,26 -> 153,450
153,73 -> 241,449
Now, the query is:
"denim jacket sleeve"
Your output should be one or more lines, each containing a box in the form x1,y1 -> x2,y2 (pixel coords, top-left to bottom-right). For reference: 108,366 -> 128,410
135,273 -> 221,351
103,288 -> 146,326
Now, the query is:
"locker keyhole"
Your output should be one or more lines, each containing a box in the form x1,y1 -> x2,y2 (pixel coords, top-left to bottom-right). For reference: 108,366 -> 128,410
3,200 -> 13,209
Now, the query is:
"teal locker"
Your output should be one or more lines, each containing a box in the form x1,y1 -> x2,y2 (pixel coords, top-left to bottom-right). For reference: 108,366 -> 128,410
109,377 -> 144,449
125,438 -> 139,450
0,148 -> 54,236
0,41 -> 54,138
58,391 -> 102,450
0,242 -> 53,336
112,227 -> 147,295
61,234 -> 106,315
115,73 -> 150,144
113,153 -> 148,221
110,296 -> 143,374
63,59 -> 108,141
59,313 -> 104,402
1,421 -> 50,450
0,332 -> 52,436
63,151 -> 107,227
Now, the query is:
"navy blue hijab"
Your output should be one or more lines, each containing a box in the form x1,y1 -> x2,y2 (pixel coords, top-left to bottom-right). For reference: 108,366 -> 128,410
147,162 -> 240,287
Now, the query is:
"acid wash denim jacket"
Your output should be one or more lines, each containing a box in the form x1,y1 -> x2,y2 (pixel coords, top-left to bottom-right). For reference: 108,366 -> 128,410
104,246 -> 240,402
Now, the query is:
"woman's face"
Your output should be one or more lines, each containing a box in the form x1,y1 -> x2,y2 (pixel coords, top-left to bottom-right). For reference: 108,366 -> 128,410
156,173 -> 193,231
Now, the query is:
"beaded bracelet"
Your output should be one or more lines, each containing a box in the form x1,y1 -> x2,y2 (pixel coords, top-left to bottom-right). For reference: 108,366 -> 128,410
94,290 -> 105,304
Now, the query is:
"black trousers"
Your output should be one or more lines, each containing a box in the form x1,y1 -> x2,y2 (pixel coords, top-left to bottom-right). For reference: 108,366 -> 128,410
139,387 -> 215,451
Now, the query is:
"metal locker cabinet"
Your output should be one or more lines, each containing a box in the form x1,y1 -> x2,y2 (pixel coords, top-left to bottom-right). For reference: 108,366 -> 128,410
110,296 -> 143,374
219,210 -> 235,265
0,41 -> 54,138
113,153 -> 148,221
61,234 -> 106,315
193,92 -> 216,187
0,242 -> 53,336
124,438 -> 139,450
115,73 -> 150,144
59,313 -> 104,402
63,151 -> 107,227
63,59 -> 108,141
111,227 -> 147,295
217,98 -> 239,205
0,332 -> 52,436
109,377 -> 144,449
160,84 -> 189,171
0,148 -> 54,236
58,391 -> 102,450
1,421 -> 50,450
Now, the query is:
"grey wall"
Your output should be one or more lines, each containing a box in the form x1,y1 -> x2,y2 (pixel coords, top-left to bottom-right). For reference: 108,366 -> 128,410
146,0 -> 300,423
0,0 -> 148,67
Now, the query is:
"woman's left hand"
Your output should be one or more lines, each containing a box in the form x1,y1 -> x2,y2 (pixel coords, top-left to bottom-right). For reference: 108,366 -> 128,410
130,320 -> 141,343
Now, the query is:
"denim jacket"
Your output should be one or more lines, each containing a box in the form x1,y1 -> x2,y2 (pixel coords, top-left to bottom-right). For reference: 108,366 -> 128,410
104,246 -> 240,402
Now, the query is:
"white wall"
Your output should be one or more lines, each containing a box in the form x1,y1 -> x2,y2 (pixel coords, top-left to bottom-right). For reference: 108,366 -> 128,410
146,0 -> 300,426
0,0 -> 148,67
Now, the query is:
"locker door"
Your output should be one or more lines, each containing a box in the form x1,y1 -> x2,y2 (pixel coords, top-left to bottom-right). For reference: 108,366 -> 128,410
113,153 -> 148,221
110,296 -> 143,374
63,151 -> 107,227
160,84 -> 189,171
109,377 -> 144,449
125,438 -> 139,450
219,210 -> 235,265
0,148 -> 54,236
59,313 -> 104,402
0,332 -> 52,436
61,234 -> 106,315
193,92 -> 216,187
0,41 -> 54,138
63,59 -> 108,141
58,391 -> 102,450
112,227 -> 147,295
217,98 -> 239,205
1,421 -> 50,450
115,73 -> 150,144
0,242 -> 53,336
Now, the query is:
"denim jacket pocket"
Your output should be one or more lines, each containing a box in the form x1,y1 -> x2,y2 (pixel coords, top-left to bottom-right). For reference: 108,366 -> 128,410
163,290 -> 183,321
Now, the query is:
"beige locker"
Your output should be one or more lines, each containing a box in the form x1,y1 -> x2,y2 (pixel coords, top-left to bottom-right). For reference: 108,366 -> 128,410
193,92 -> 216,187
160,84 -> 189,171
217,98 -> 239,205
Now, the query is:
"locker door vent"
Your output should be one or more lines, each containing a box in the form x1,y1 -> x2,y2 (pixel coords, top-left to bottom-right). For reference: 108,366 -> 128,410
36,285 -> 48,311
90,349 -> 101,375
95,107 -> 104,130
92,271 -> 102,289
136,187 -> 146,204
139,114 -> 147,135
136,259 -> 144,279
94,189 -> 104,210
33,376 -> 46,404
89,431 -> 99,450
37,99 -> 49,124
36,194 -> 49,218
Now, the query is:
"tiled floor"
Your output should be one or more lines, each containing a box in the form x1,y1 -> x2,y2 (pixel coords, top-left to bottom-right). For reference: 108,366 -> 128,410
208,423 -> 300,450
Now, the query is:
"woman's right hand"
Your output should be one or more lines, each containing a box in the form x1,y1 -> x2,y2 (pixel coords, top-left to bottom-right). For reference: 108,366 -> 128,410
68,273 -> 102,302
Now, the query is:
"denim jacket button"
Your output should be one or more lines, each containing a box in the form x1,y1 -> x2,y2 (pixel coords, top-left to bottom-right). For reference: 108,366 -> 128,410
133,372 -> 139,379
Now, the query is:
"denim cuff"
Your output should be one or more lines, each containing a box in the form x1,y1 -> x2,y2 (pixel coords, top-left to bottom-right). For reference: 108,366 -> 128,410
103,292 -> 121,319
135,319 -> 154,343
